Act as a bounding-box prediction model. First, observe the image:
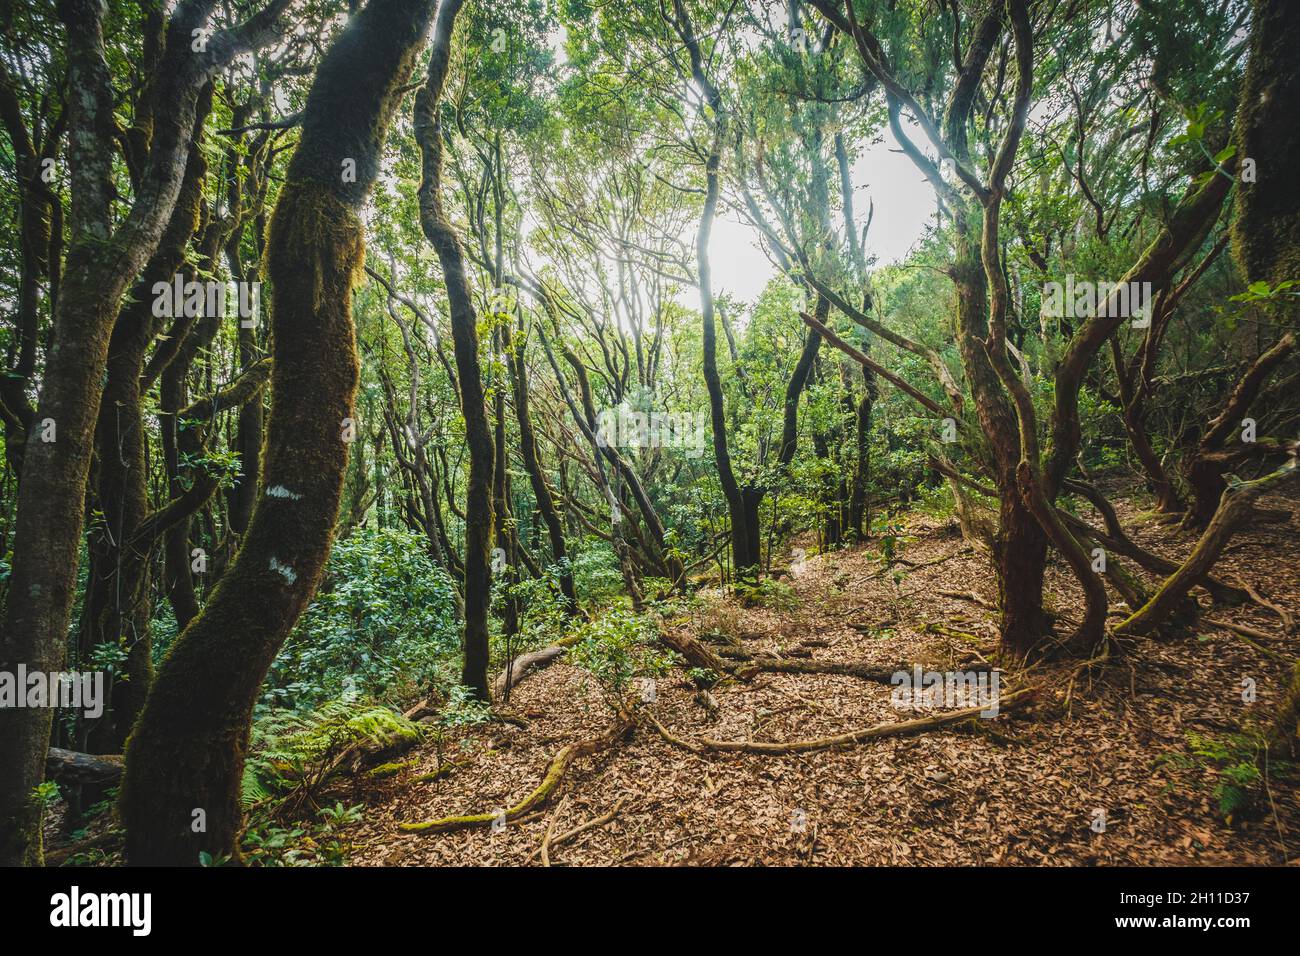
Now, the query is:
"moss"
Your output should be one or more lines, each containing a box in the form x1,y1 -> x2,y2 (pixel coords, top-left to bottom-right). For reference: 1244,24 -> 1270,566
1231,0 -> 1300,288
366,759 -> 418,779
119,0 -> 441,866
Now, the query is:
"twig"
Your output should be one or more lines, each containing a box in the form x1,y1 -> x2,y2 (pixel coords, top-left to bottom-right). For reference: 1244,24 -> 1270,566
525,797 -> 627,864
1229,576 -> 1294,635
539,795 -> 570,867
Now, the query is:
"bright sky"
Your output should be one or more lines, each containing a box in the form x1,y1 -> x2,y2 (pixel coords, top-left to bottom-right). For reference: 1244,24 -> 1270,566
709,124 -> 938,307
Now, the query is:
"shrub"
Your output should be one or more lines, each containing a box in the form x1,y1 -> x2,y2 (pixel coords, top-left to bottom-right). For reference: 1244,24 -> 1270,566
263,527 -> 459,712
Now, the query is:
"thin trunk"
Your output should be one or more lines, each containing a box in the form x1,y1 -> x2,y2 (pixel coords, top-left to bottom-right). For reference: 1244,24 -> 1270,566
415,0 -> 493,699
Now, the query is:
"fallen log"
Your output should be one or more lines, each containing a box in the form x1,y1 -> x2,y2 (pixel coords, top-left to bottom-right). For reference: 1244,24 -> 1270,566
44,830 -> 123,867
658,627 -> 731,675
46,748 -> 123,786
493,644 -> 569,700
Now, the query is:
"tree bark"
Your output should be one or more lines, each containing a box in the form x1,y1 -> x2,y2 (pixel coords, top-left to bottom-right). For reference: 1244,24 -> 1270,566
120,0 -> 437,865
0,0 -> 283,867
507,316 -> 578,614
1115,460 -> 1297,636
414,0 -> 493,700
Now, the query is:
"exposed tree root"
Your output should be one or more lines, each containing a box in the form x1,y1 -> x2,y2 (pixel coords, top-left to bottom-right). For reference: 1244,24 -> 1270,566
735,658 -> 932,683
398,709 -> 634,834
922,622 -> 983,644
525,797 -> 627,865
412,756 -> 472,784
537,794 -> 569,866
644,688 -> 1037,755
935,589 -> 996,609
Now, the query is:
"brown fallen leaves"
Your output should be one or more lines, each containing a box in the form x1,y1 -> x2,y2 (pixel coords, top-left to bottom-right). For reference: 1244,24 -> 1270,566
340,492 -> 1299,866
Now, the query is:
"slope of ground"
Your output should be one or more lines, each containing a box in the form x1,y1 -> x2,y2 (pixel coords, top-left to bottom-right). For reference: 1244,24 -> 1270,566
340,495 -> 1300,866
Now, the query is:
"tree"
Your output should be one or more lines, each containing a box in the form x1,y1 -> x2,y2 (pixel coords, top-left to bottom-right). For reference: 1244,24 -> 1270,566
120,0 -> 440,865
0,0 -> 290,868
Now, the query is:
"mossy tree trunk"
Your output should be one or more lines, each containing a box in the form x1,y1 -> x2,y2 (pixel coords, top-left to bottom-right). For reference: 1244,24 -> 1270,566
120,0 -> 439,865
1230,0 -> 1300,756
414,0 -> 494,700
80,95 -> 209,754
0,0 -> 286,867
1115,461 -> 1297,637
1181,332 -> 1296,527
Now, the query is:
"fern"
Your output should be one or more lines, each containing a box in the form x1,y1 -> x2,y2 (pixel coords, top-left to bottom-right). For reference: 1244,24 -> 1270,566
244,698 -> 424,807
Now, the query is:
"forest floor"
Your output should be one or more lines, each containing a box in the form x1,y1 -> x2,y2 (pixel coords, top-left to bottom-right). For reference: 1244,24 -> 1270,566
341,489 -> 1300,866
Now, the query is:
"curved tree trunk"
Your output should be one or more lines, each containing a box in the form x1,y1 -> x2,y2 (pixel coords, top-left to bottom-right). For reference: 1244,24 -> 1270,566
0,0 -> 279,867
1181,332 -> 1295,527
1115,460 -> 1297,636
507,316 -> 578,614
414,0 -> 493,700
120,0 -> 438,865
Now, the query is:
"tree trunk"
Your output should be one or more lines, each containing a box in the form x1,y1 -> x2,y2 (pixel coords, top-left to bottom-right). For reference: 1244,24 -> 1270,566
120,0 -> 437,865
1182,333 -> 1295,526
1116,460 -> 1297,636
80,93 -> 211,753
414,0 -> 493,700
507,316 -> 578,614
1231,0 -> 1300,292
0,0 -> 259,867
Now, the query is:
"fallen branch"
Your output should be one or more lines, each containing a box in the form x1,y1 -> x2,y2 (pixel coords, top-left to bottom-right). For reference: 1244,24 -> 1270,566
46,748 -> 123,786
44,829 -> 123,866
493,635 -> 582,700
1230,576 -> 1295,635
659,627 -> 731,674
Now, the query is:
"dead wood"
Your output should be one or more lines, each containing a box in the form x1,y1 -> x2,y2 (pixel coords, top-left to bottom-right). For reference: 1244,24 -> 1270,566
45,748 -> 124,786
